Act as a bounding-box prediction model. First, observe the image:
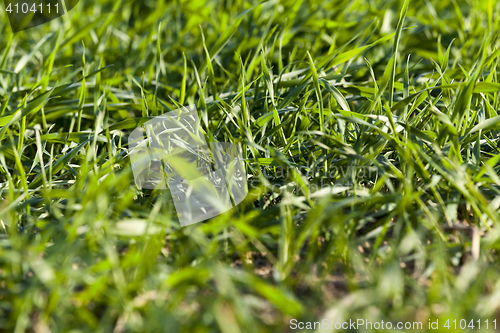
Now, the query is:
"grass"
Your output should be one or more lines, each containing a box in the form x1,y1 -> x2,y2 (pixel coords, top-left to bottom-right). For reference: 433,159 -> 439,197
1,0 -> 500,331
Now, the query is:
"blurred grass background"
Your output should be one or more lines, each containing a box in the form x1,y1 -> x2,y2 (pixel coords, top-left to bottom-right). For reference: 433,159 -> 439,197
1,0 -> 500,331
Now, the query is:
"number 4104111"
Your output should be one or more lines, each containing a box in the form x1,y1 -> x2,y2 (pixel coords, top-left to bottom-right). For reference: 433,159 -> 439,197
444,319 -> 496,330
5,3 -> 59,14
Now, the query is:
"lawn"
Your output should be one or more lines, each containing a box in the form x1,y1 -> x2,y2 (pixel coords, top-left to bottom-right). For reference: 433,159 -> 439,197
1,0 -> 500,331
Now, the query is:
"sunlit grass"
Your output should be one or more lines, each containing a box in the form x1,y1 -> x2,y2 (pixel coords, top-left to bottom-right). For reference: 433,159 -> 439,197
1,0 -> 500,331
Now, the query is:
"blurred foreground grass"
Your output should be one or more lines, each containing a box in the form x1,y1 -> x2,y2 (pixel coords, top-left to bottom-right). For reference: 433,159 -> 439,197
1,0 -> 500,331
